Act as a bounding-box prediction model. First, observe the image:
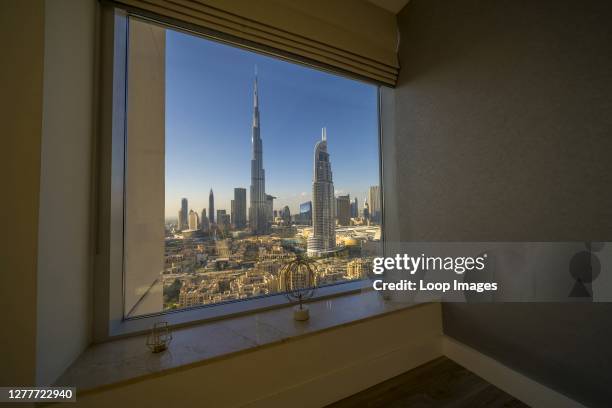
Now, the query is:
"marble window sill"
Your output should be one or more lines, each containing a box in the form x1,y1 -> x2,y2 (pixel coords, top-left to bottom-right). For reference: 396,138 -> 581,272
56,289 -> 421,392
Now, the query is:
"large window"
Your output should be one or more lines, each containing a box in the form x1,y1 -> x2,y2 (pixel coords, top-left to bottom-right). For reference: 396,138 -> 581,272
111,15 -> 383,323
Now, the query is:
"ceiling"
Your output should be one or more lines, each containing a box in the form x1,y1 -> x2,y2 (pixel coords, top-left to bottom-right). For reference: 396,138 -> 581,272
367,0 -> 410,14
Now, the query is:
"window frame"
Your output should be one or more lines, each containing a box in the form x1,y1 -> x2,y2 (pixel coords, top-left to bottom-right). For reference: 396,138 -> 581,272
94,5 -> 393,341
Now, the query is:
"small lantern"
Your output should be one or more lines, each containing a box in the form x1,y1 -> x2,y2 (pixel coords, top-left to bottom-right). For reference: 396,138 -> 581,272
146,321 -> 173,353
281,254 -> 317,321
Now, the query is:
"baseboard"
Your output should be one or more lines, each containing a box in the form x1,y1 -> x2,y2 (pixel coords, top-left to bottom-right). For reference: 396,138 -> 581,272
442,335 -> 585,408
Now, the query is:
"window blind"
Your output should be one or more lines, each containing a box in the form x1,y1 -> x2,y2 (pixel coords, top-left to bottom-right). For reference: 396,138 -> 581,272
111,0 -> 399,86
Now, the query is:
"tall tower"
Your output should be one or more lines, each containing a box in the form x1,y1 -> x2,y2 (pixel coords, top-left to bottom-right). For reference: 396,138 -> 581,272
200,208 -> 209,232
351,196 -> 359,218
368,185 -> 381,223
180,198 -> 188,230
233,187 -> 247,229
209,189 -> 215,224
307,128 -> 336,256
336,195 -> 351,226
249,71 -> 268,235
188,209 -> 199,230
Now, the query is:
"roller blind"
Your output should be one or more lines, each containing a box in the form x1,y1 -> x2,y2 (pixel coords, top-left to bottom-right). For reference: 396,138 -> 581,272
111,0 -> 399,86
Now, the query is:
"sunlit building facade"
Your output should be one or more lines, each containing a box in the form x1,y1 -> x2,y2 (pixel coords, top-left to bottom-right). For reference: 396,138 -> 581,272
307,128 -> 336,256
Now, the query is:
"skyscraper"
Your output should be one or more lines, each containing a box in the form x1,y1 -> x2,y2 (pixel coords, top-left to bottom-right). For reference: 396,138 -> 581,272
336,195 -> 351,226
307,128 -> 336,256
351,196 -> 358,218
249,72 -> 268,235
299,201 -> 312,225
217,211 -> 230,231
200,209 -> 209,232
217,209 -> 226,225
232,187 -> 247,229
280,205 -> 291,225
368,185 -> 381,224
179,198 -> 188,230
265,194 -> 275,223
188,209 -> 199,230
209,189 -> 215,224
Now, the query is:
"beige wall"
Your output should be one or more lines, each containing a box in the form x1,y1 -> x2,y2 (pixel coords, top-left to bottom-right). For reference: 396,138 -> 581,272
0,0 -> 45,387
0,0 -> 97,386
36,0 -> 98,385
395,0 -> 612,405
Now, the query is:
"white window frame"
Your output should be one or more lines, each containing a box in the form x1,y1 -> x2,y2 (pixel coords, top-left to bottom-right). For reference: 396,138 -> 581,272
93,5 -> 395,341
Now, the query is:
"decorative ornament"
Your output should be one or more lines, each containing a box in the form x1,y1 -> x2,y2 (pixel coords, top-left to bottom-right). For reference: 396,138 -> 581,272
281,254 -> 317,321
146,321 -> 173,353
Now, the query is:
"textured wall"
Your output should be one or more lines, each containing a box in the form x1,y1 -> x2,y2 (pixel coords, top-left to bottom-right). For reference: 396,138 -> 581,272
395,0 -> 612,406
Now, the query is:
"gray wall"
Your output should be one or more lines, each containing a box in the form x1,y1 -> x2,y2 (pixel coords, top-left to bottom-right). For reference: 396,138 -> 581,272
395,0 -> 612,406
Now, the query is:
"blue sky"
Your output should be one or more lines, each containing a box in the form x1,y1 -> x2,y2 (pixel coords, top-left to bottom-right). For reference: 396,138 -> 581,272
165,28 -> 380,219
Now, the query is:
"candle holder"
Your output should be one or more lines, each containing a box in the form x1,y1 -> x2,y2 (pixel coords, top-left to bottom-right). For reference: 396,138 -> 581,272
146,321 -> 173,353
281,254 -> 317,321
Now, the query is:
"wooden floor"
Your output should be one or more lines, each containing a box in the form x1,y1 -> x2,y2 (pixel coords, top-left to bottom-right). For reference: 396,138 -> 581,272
326,357 -> 529,408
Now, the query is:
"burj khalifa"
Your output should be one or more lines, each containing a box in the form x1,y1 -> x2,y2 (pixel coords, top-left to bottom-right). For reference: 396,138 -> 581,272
249,73 -> 268,235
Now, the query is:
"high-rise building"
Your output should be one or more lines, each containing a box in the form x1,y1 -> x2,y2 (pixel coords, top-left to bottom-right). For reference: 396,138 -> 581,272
217,209 -> 226,225
180,198 -> 188,230
265,194 -> 275,223
280,205 -> 291,225
188,209 -> 199,230
299,201 -> 312,225
336,195 -> 351,226
368,185 -> 381,224
363,198 -> 370,222
232,188 -> 247,229
249,73 -> 268,235
209,189 -> 215,224
351,197 -> 358,218
217,212 -> 231,231
200,209 -> 209,232
307,128 -> 336,256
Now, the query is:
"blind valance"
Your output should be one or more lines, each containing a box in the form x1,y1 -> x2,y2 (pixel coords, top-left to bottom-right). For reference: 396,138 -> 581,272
112,0 -> 399,85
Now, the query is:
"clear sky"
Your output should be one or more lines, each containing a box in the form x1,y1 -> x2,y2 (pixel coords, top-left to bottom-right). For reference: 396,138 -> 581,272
165,27 -> 380,219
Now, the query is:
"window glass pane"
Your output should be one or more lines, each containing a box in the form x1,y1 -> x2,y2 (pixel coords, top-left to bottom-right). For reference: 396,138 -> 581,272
124,17 -> 382,317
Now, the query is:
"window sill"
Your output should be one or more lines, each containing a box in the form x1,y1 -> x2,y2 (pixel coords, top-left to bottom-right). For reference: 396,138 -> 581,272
112,279 -> 372,337
56,289 -> 425,393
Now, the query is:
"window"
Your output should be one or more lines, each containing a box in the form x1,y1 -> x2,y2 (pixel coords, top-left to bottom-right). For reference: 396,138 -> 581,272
99,10 -> 383,336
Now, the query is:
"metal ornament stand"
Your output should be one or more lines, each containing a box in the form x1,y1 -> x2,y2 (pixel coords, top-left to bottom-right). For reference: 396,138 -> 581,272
146,321 -> 173,353
281,254 -> 317,321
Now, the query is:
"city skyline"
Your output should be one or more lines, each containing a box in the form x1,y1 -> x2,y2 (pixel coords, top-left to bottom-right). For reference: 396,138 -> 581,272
165,27 -> 380,218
